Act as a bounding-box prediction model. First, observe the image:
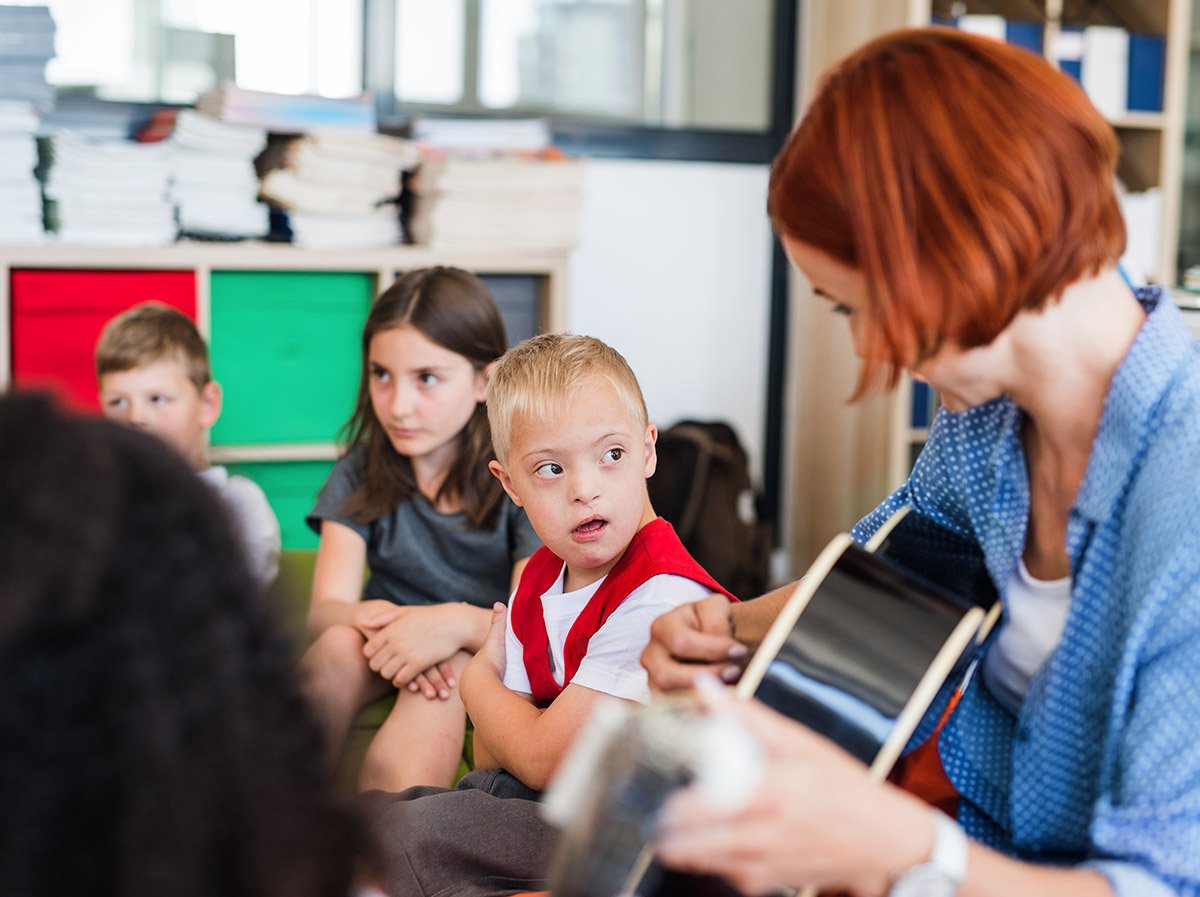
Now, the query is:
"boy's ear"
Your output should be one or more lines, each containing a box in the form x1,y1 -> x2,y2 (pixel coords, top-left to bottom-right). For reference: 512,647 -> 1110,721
488,458 -> 523,506
475,360 -> 497,404
199,380 -> 222,429
642,423 -> 658,478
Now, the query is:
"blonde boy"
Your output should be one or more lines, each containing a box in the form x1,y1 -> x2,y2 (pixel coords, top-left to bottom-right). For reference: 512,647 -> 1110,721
361,334 -> 733,897
95,303 -> 280,586
462,332 -> 735,788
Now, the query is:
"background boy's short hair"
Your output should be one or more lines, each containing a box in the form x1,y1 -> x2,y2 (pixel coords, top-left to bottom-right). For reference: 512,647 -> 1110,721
95,303 -> 211,391
487,333 -> 648,462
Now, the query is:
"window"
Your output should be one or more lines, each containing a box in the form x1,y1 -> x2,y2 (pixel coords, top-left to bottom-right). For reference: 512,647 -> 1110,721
21,0 -> 361,103
391,0 -> 776,132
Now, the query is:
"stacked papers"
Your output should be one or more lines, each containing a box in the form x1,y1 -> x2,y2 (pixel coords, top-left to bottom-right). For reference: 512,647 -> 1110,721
169,109 -> 268,240
43,131 -> 175,246
197,82 -> 376,133
410,117 -> 552,154
0,100 -> 45,243
0,4 -> 55,113
407,155 -> 586,250
260,130 -> 418,248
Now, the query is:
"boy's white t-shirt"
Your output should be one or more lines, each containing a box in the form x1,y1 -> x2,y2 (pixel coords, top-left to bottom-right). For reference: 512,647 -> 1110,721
197,465 -> 282,587
502,566 -> 712,705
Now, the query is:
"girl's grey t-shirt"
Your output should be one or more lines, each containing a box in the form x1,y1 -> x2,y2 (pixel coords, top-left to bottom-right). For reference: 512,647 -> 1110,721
307,447 -> 541,607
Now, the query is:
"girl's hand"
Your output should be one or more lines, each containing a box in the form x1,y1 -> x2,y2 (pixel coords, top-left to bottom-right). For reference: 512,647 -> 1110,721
361,603 -> 469,688
405,660 -> 459,701
352,599 -> 403,635
653,682 -> 931,897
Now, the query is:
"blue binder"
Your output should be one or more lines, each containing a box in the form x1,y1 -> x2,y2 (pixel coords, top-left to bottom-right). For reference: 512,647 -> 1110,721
1127,32 -> 1165,112
1005,21 -> 1043,55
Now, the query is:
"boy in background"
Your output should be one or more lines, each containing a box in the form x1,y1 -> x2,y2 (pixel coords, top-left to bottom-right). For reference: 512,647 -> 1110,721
95,302 -> 280,587
363,333 -> 734,897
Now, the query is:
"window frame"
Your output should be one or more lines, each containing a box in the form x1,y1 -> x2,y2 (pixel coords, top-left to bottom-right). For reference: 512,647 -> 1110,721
366,0 -> 798,164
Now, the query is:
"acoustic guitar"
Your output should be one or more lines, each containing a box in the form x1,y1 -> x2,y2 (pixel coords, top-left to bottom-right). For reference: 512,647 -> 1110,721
543,506 -> 1000,897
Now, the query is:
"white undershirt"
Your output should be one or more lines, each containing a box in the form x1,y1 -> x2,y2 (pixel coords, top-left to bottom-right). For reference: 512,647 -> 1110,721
502,568 -> 711,705
981,558 -> 1073,714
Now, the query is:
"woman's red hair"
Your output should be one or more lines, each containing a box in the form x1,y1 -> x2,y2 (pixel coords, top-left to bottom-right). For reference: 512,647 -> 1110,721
769,27 -> 1126,395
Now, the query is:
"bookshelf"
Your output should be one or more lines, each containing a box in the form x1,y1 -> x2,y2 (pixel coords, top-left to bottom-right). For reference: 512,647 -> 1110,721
884,0 -> 1192,489
0,242 -> 569,548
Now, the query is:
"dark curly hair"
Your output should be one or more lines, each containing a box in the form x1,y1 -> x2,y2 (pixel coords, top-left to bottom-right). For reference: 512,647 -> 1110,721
0,393 -> 366,897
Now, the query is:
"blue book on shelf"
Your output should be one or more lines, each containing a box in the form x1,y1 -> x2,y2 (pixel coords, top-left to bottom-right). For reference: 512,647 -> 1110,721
1127,32 -> 1165,112
1006,21 -> 1043,55
910,380 -> 936,429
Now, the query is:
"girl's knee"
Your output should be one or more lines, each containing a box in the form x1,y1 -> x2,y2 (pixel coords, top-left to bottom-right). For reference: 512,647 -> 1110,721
360,719 -> 467,792
303,625 -> 372,682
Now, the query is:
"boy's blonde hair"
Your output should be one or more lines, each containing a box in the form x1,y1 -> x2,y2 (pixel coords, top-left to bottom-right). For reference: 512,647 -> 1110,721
487,333 -> 648,462
95,303 -> 211,392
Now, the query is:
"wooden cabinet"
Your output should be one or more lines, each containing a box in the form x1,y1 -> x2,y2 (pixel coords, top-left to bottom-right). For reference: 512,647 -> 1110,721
1,243 -> 569,548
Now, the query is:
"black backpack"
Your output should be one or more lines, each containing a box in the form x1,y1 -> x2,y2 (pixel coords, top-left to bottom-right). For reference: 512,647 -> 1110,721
647,420 -> 773,599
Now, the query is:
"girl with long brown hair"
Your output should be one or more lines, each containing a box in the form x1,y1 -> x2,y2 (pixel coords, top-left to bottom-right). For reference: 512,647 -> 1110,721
301,267 -> 540,792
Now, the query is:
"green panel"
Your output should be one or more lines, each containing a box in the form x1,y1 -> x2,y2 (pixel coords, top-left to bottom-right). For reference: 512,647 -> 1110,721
210,271 -> 373,444
225,460 -> 333,551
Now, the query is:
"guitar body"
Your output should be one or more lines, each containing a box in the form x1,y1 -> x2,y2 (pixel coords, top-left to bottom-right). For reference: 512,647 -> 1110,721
738,506 -> 999,774
546,507 -> 999,897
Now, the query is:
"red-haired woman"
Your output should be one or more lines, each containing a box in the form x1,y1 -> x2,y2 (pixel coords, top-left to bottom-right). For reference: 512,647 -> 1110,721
642,27 -> 1200,897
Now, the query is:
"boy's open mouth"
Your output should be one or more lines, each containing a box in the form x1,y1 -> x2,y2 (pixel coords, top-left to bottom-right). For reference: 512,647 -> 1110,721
573,518 -> 607,536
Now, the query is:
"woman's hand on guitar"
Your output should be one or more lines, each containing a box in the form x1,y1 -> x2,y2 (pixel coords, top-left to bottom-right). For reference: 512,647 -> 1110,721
641,593 -> 747,693
654,686 -> 934,896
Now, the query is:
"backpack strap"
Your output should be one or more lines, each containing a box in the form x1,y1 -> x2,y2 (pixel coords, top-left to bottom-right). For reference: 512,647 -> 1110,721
666,424 -> 716,541
668,423 -> 753,539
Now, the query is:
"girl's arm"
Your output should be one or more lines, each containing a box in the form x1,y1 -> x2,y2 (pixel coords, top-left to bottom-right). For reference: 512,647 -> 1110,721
361,553 -> 536,694
306,520 -> 395,638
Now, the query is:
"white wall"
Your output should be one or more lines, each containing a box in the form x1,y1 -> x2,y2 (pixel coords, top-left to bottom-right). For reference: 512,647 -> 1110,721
566,158 -> 774,480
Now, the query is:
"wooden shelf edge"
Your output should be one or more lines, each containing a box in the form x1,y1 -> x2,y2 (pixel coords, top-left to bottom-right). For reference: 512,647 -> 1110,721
209,443 -> 342,464
0,241 -> 572,275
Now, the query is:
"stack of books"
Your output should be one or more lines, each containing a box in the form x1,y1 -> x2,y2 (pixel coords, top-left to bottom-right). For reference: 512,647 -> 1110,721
259,130 -> 419,248
196,82 -> 376,133
169,109 -> 269,240
0,5 -> 55,244
406,151 -> 587,251
0,5 -> 55,114
0,101 -> 45,243
949,14 -> 1167,118
42,131 -> 175,246
410,117 -> 553,154
405,117 -> 585,251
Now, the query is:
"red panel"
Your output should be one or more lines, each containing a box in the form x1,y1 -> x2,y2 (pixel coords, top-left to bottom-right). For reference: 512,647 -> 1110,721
11,269 -> 197,413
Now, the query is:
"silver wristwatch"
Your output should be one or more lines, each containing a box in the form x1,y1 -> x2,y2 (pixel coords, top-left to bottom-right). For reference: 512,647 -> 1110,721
888,810 -> 968,897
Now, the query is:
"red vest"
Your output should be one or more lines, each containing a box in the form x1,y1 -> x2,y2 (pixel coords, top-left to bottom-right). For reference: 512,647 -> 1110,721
510,517 -> 737,705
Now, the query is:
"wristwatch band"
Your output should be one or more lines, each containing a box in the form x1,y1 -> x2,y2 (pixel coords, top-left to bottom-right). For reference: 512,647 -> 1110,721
887,810 -> 968,897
